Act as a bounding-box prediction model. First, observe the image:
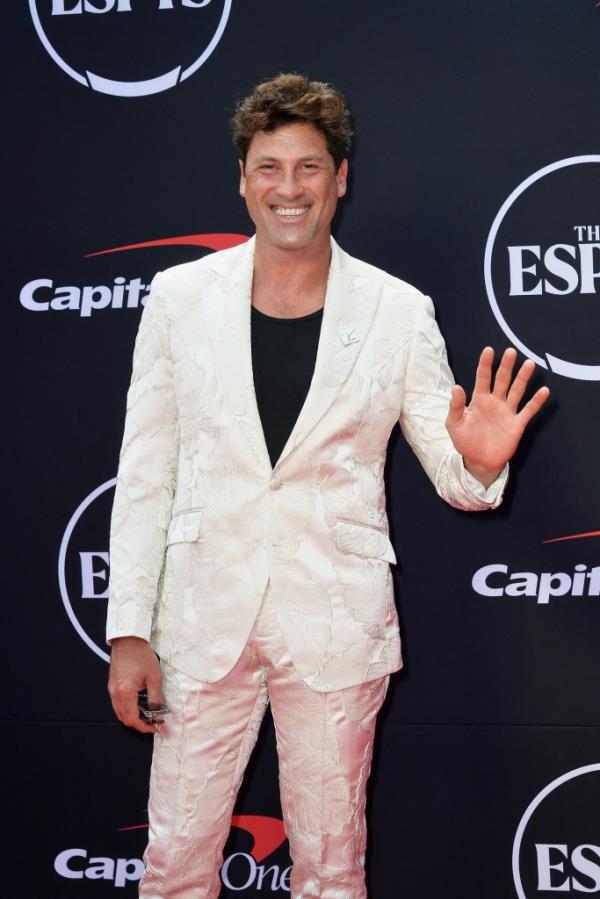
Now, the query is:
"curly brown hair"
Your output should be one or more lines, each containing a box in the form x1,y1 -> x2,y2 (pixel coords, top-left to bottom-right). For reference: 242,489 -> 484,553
231,73 -> 352,171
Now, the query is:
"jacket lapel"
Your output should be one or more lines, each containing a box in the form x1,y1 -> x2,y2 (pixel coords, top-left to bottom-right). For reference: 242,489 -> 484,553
201,236 -> 382,474
274,238 -> 381,470
200,237 -> 272,474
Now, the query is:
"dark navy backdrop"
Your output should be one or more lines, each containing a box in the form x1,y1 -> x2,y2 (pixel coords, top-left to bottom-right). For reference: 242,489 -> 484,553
6,2 -> 600,896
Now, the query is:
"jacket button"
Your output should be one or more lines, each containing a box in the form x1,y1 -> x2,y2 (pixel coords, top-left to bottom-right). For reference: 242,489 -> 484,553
269,479 -> 283,491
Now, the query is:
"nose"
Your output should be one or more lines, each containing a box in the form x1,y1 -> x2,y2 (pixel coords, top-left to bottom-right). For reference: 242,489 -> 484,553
276,166 -> 303,200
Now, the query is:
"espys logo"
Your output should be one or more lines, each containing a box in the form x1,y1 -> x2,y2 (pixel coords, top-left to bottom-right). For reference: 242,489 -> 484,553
29,0 -> 232,97
513,764 -> 600,896
59,478 -> 115,662
54,815 -> 291,890
472,528 -> 600,605
484,156 -> 600,381
21,232 -> 248,317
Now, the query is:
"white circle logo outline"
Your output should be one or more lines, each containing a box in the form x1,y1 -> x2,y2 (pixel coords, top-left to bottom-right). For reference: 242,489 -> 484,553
29,0 -> 232,97
512,762 -> 600,898
58,477 -> 116,663
484,155 -> 600,381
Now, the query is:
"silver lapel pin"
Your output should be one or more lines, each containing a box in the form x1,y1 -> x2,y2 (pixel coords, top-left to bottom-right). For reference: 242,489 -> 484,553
338,326 -> 360,346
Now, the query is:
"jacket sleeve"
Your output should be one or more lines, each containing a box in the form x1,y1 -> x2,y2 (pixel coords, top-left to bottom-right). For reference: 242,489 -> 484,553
106,272 -> 179,643
398,294 -> 507,511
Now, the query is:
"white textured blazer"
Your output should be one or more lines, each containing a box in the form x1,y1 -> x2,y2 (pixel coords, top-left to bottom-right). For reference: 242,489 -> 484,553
106,236 -> 505,692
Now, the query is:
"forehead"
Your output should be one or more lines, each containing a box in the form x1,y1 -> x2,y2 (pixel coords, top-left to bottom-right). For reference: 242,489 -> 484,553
246,122 -> 331,162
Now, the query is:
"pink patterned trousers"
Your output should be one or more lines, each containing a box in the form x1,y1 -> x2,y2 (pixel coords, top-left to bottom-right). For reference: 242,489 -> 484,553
139,582 -> 389,899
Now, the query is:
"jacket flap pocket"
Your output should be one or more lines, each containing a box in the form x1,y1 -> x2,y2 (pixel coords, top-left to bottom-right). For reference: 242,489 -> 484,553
166,510 -> 203,546
333,520 -> 396,564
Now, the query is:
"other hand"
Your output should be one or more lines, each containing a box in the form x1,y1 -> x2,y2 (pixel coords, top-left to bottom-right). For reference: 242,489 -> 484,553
108,636 -> 164,734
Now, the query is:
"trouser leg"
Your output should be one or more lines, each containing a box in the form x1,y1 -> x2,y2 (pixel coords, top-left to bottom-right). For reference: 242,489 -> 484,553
254,587 -> 389,899
139,649 -> 269,899
271,676 -> 387,899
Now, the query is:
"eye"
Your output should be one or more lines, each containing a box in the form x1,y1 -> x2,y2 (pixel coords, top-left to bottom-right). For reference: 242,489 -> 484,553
259,163 -> 276,172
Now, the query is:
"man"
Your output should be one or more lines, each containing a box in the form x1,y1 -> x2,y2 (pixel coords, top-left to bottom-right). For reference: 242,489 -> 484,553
107,74 -> 549,898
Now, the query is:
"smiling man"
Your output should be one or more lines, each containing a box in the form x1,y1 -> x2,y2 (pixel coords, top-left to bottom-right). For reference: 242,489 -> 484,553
107,73 -> 549,898
239,122 -> 347,258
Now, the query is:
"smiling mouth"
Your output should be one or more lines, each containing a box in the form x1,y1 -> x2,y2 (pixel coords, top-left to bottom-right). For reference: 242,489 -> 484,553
271,206 -> 310,218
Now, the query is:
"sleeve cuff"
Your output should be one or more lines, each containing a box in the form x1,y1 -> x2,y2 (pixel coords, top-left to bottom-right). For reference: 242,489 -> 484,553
461,462 -> 509,506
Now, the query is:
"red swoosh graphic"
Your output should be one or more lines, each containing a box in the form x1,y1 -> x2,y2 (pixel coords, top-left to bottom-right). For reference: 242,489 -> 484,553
117,814 -> 287,861
231,815 -> 287,862
543,530 -> 600,544
84,233 -> 249,258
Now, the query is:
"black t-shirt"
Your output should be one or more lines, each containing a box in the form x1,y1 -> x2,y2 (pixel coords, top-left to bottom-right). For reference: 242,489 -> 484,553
251,304 -> 324,468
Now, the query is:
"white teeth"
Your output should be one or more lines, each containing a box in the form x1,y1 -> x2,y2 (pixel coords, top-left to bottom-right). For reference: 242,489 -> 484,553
273,207 -> 308,217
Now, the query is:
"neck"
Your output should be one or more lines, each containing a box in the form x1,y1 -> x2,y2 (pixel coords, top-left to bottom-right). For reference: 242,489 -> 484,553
251,234 -> 332,318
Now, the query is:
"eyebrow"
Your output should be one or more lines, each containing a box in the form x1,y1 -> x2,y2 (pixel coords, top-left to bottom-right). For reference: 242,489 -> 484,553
251,154 -> 329,164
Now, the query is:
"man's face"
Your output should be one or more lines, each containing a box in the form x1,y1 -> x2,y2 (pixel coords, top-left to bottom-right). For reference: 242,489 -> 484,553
239,122 -> 348,254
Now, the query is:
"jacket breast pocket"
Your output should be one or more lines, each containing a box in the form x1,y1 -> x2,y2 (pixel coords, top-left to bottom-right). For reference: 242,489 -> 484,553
332,520 -> 397,565
166,509 -> 203,546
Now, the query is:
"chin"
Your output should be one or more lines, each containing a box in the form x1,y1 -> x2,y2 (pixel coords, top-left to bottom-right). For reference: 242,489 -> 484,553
269,231 -> 314,250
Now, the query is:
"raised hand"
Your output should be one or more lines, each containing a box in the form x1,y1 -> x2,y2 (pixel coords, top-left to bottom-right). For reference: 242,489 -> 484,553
446,346 -> 550,488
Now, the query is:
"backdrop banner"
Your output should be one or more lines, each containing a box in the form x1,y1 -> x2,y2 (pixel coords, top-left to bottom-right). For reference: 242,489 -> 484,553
5,2 -> 600,897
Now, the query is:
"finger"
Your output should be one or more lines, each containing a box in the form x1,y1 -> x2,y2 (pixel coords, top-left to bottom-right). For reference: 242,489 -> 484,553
122,697 -> 158,733
112,696 -> 157,733
109,679 -> 156,734
446,384 -> 467,427
114,694 -> 157,733
506,357 -> 536,411
144,671 -> 167,726
491,347 -> 518,399
472,346 -> 494,395
146,669 -> 165,709
516,385 -> 551,426
125,705 -> 158,733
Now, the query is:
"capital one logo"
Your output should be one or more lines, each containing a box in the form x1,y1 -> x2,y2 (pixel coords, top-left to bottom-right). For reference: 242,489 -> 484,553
29,0 -> 232,97
484,156 -> 600,380
472,528 -> 600,605
221,815 -> 291,892
513,764 -> 600,895
20,232 -> 248,317
54,815 -> 290,890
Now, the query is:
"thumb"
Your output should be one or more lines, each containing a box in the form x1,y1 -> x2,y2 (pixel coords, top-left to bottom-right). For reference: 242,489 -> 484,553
446,384 -> 467,428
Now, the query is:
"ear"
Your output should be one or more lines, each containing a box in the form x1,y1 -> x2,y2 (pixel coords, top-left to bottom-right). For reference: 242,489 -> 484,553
336,159 -> 348,198
239,159 -> 246,197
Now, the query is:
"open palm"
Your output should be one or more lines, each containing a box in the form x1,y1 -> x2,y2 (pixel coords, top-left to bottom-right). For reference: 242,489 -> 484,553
446,347 -> 550,486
